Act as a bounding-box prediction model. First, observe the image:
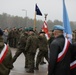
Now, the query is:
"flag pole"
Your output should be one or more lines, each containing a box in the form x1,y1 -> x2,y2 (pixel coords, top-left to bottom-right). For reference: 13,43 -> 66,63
34,11 -> 36,31
44,14 -> 48,22
43,14 -> 50,40
34,3 -> 42,31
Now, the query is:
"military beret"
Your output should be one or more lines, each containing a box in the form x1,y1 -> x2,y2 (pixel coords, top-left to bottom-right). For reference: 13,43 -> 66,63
0,29 -> 3,36
53,25 -> 64,31
24,28 -> 29,31
28,27 -> 33,31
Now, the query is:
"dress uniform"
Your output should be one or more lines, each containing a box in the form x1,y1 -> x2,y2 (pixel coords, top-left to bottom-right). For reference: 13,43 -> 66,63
48,25 -> 72,75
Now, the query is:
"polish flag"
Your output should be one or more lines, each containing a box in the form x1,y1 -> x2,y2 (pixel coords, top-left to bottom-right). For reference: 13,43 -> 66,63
42,21 -> 50,40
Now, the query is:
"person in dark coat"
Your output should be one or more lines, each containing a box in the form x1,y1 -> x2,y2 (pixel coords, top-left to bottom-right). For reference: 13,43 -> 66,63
0,29 -> 13,75
70,42 -> 76,75
48,25 -> 72,75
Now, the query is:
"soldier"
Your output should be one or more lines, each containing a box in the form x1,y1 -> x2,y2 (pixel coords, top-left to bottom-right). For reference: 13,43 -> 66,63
48,25 -> 72,75
35,31 -> 48,70
13,27 -> 19,48
25,27 -> 39,73
11,28 -> 29,68
0,28 -> 13,75
8,28 -> 14,47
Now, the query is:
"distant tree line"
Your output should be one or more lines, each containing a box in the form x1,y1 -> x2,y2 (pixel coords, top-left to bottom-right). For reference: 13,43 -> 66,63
0,13 -> 76,31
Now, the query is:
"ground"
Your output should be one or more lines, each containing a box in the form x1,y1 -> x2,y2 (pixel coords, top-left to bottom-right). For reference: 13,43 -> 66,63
9,48 -> 48,75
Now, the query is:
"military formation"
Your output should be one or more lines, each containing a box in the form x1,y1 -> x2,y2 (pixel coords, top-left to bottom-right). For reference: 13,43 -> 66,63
0,25 -> 76,75
0,26 -> 49,75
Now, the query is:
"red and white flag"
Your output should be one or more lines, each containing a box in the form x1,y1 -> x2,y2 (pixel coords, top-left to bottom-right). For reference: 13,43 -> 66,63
42,21 -> 50,40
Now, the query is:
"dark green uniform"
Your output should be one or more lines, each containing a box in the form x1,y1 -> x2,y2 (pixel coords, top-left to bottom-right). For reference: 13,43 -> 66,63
11,32 -> 28,67
35,35 -> 48,70
8,29 -> 14,47
0,36 -> 12,75
25,33 -> 39,73
13,29 -> 19,48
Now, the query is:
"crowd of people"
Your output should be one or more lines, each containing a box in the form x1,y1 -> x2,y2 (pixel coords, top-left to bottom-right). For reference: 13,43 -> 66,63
0,26 -> 49,75
0,25 -> 76,75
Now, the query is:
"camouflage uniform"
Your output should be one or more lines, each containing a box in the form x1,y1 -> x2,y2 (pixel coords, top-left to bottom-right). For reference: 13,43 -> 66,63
11,31 -> 28,67
35,33 -> 48,70
25,32 -> 39,73
8,29 -> 14,47
12,28 -> 19,48
0,35 -> 12,75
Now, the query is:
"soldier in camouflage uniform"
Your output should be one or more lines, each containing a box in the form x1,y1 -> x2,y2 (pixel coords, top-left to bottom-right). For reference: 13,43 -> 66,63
0,29 -> 13,75
11,28 -> 29,68
35,31 -> 48,70
13,27 -> 20,48
25,27 -> 39,73
8,28 -> 14,47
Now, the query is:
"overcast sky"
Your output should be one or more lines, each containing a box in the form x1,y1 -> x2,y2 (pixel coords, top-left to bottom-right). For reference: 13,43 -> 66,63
0,0 -> 76,21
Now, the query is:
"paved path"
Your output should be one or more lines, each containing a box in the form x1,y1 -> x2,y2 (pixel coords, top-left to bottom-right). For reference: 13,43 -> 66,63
9,48 -> 48,75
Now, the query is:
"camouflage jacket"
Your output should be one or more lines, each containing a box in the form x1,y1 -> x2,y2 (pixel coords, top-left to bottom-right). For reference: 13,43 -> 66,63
17,33 -> 28,50
25,34 -> 39,53
38,36 -> 48,51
